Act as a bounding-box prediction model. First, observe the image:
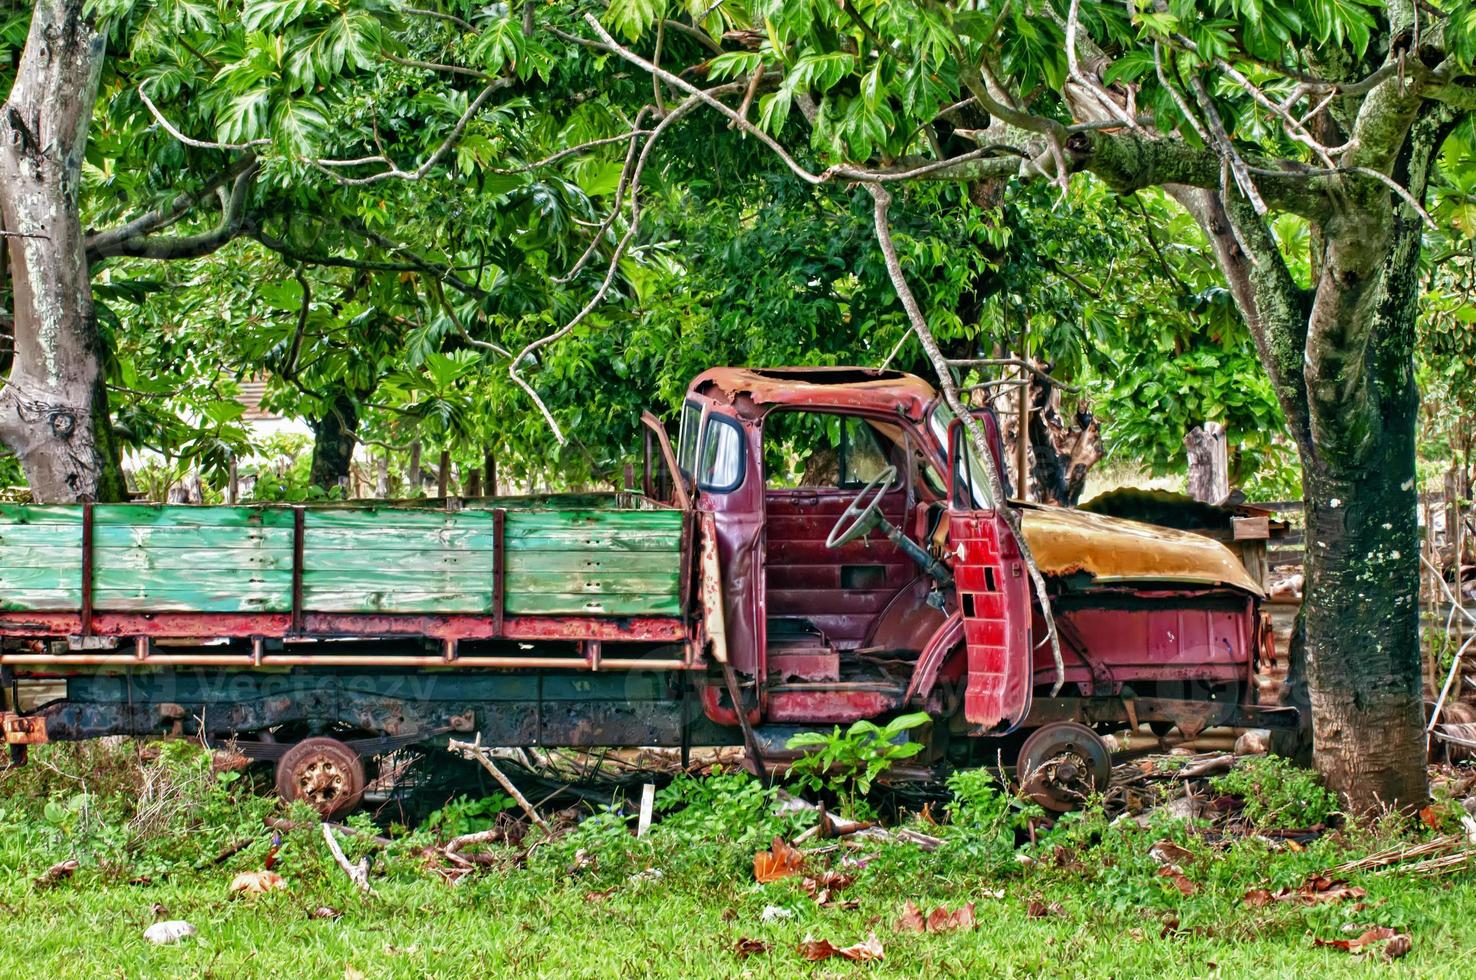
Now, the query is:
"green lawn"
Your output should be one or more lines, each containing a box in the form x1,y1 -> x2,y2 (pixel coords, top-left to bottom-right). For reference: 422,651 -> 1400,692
2,743 -> 1474,978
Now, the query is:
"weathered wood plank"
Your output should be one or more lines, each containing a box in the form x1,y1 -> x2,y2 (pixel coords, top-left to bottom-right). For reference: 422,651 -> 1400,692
92,505 -> 295,528
304,509 -> 498,530
303,528 -> 496,551
0,589 -> 85,611
504,509 -> 682,530
503,592 -> 681,616
503,550 -> 677,574
301,568 -> 485,591
86,547 -> 294,573
301,589 -> 494,613
0,525 -> 85,548
0,504 -> 84,525
0,566 -> 85,590
92,526 -> 294,550
505,569 -> 679,595
502,527 -> 681,552
92,587 -> 291,613
302,549 -> 493,574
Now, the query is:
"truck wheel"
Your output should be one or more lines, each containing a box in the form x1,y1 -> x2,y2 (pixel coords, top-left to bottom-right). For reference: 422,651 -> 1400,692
1017,722 -> 1112,812
274,736 -> 365,818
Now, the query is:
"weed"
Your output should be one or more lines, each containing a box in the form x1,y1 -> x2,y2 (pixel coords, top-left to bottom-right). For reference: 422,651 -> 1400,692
1209,756 -> 1339,829
784,712 -> 931,817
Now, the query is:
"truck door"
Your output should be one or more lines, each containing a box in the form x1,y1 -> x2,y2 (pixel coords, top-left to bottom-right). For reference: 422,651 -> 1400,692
946,418 -> 1033,732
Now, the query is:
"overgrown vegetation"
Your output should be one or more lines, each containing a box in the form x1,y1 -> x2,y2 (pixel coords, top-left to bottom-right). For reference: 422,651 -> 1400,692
2,739 -> 1473,974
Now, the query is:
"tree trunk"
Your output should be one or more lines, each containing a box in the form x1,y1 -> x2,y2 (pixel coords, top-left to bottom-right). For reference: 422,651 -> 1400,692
0,0 -> 124,502
1184,422 -> 1229,504
308,392 -> 358,493
1301,432 -> 1425,808
1294,118 -> 1438,810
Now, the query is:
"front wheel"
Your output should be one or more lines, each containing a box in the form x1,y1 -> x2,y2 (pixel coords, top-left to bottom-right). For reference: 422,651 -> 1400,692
1016,721 -> 1112,812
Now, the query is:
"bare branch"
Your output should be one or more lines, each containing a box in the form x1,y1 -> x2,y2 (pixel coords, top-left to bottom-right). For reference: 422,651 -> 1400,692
384,51 -> 495,80
138,82 -> 269,151
405,6 -> 476,33
868,184 -> 1066,697
511,94 -> 703,442
313,79 -> 511,185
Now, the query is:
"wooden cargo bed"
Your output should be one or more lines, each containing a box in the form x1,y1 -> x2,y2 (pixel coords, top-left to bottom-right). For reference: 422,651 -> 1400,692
0,494 -> 695,664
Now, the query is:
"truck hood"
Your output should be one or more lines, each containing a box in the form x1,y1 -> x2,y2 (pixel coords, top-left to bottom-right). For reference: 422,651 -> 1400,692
1016,503 -> 1263,596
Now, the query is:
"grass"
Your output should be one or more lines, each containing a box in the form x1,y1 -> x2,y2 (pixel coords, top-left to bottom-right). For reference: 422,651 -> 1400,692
3,743 -> 1475,978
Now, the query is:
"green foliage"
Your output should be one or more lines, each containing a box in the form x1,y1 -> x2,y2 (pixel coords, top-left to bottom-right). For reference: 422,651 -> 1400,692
1209,756 -> 1339,829
942,767 -> 1040,863
653,769 -> 790,847
420,793 -> 516,839
784,711 -> 931,816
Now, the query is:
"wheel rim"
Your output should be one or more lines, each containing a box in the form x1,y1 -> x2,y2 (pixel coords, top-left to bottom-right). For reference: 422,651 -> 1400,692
277,737 -> 364,817
1018,723 -> 1111,812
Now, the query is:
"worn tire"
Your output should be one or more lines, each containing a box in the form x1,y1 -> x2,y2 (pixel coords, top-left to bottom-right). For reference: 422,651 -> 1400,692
274,736 -> 365,818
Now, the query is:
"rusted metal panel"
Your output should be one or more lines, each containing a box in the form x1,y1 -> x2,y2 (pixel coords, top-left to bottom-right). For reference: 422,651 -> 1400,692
690,367 -> 938,421
950,511 -> 1033,732
698,512 -> 728,663
1017,504 -> 1264,595
0,610 -> 686,642
2,713 -> 47,744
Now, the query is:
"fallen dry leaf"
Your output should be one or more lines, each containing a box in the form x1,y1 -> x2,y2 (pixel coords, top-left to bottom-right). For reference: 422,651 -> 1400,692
1027,899 -> 1061,918
584,887 -> 617,902
1314,926 -> 1411,960
896,900 -> 927,933
1157,865 -> 1197,896
802,870 -> 857,907
229,870 -> 287,896
798,933 -> 885,962
733,937 -> 770,959
928,903 -> 977,932
896,899 -> 978,933
1149,840 -> 1195,866
35,859 -> 79,889
1243,875 -> 1364,908
754,835 -> 805,883
309,906 -> 342,920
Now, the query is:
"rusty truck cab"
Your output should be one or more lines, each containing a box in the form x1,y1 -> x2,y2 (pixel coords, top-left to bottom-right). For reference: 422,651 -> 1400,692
678,368 -> 1013,727
675,366 -> 1286,801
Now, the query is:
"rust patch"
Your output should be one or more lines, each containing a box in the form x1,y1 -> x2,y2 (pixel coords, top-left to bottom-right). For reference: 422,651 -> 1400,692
2,713 -> 47,744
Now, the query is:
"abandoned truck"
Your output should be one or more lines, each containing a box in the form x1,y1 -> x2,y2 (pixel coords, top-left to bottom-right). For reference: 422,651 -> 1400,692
0,367 -> 1291,813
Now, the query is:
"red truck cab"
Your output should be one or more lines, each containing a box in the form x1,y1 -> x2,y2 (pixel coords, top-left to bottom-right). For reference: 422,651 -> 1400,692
675,367 -> 1282,804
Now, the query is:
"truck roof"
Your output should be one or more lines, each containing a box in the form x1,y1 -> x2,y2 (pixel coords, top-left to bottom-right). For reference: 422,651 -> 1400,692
689,366 -> 939,420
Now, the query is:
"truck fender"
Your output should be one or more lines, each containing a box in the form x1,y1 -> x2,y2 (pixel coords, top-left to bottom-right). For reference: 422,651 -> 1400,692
903,611 -> 964,706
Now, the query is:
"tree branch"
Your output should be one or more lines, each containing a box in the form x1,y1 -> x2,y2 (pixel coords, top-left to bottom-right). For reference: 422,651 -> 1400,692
85,154 -> 259,261
88,162 -> 260,261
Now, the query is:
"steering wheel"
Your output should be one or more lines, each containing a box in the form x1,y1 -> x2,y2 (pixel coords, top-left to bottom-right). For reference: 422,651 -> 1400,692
825,465 -> 898,548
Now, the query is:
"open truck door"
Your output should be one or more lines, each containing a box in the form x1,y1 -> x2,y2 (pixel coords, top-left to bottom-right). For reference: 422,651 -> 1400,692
946,417 -> 1032,732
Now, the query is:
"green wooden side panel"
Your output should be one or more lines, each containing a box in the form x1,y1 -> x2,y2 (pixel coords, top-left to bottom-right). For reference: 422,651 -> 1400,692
301,509 -> 496,613
503,509 -> 683,616
0,505 -> 82,610
0,501 -> 685,618
92,505 -> 294,613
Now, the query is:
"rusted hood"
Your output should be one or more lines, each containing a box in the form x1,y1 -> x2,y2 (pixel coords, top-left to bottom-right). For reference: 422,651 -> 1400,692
1016,503 -> 1263,596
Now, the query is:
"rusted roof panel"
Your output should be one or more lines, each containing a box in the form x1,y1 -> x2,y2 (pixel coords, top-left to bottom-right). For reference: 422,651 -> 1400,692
1018,503 -> 1264,596
690,367 -> 938,420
